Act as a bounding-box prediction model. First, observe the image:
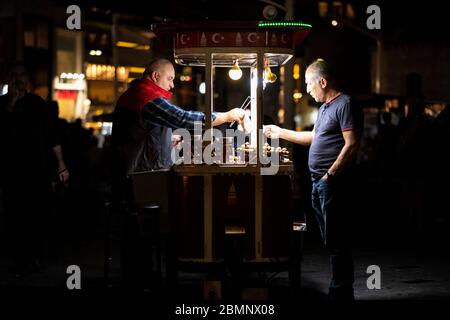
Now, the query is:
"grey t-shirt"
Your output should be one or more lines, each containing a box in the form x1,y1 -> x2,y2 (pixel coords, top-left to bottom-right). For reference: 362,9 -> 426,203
308,94 -> 361,180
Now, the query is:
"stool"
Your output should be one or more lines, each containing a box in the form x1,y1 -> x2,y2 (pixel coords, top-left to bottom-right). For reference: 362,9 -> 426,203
103,201 -> 163,289
135,204 -> 162,286
103,200 -> 129,287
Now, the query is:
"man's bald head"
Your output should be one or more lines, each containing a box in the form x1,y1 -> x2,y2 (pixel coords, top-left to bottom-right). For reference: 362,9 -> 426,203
143,58 -> 175,91
143,58 -> 173,78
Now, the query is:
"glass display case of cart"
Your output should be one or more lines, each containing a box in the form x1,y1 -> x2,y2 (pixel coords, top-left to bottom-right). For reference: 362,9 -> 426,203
152,20 -> 311,170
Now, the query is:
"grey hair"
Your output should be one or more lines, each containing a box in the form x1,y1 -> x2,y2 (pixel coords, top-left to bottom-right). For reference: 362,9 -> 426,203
306,58 -> 336,82
143,58 -> 173,78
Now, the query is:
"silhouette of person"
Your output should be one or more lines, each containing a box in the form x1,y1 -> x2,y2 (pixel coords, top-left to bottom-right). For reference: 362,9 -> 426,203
396,97 -> 432,229
0,62 -> 69,276
375,111 -> 398,176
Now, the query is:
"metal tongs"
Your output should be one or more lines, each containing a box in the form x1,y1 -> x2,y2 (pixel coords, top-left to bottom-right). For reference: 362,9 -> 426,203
229,95 -> 253,128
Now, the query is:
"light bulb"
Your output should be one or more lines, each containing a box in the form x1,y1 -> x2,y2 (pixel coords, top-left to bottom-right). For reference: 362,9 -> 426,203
264,66 -> 277,83
267,71 -> 277,83
228,60 -> 242,80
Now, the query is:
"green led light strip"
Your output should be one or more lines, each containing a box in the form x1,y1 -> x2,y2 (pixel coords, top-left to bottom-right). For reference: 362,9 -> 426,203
258,21 -> 312,28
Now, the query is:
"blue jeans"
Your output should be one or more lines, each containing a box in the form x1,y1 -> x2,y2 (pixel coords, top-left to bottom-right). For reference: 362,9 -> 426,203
311,177 -> 354,298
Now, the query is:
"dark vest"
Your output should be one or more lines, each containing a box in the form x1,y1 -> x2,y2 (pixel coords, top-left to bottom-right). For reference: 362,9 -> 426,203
110,79 -> 173,201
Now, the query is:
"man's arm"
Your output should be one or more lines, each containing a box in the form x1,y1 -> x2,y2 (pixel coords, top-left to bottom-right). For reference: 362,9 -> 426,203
40,96 -> 69,183
264,125 -> 314,146
279,128 -> 314,145
142,98 -> 244,129
326,129 -> 360,178
53,144 -> 69,183
142,98 -> 207,129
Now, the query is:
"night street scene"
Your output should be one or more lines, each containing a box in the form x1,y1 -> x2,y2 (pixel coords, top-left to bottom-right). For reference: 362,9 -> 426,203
0,0 -> 449,316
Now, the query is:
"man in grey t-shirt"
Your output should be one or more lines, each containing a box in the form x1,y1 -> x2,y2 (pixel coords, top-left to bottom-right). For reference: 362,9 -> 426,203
264,59 -> 362,301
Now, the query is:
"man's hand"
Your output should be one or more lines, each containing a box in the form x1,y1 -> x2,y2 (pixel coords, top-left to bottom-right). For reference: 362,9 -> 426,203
227,108 -> 245,123
263,125 -> 282,139
58,165 -> 70,184
172,134 -> 182,147
212,108 -> 245,126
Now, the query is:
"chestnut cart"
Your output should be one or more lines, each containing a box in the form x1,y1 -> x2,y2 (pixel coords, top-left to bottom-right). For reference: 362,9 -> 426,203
149,21 -> 311,296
